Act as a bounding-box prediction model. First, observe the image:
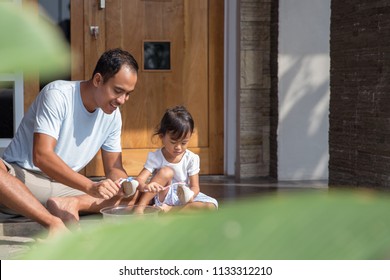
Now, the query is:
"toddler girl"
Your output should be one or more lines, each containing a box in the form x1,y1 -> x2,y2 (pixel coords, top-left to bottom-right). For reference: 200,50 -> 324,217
135,105 -> 218,212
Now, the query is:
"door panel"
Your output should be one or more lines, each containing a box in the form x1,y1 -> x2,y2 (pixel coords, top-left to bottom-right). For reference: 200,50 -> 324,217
71,0 -> 223,176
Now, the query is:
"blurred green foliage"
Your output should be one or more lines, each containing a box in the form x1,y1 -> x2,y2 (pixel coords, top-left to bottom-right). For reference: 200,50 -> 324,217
3,1 -> 390,262
23,190 -> 390,260
0,2 -> 69,76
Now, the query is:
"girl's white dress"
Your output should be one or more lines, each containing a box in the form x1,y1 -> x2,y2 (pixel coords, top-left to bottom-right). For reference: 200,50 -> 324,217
144,149 -> 218,208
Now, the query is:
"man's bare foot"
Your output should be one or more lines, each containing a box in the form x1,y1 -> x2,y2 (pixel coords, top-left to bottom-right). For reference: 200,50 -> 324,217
42,217 -> 71,240
47,197 -> 80,226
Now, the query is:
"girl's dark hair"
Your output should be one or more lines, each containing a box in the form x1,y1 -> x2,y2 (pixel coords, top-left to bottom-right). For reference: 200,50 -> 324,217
155,105 -> 195,141
92,48 -> 139,83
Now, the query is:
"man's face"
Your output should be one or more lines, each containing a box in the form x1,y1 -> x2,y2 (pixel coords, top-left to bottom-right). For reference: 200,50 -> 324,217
96,66 -> 137,114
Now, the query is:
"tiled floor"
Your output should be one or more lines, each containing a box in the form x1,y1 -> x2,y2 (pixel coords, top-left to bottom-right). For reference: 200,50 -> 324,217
199,176 -> 328,203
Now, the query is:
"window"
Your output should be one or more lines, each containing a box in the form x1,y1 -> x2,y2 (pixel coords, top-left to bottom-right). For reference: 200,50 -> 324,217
143,41 -> 171,71
0,73 -> 23,147
1,0 -> 23,149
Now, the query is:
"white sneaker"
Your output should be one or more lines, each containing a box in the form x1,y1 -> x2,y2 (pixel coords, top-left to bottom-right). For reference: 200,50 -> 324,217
121,177 -> 139,197
176,183 -> 194,204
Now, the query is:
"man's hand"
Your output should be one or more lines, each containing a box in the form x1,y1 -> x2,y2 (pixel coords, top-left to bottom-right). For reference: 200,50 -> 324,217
89,179 -> 121,199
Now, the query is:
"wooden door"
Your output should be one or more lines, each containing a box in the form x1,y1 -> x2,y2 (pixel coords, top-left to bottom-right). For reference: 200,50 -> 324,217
71,0 -> 224,176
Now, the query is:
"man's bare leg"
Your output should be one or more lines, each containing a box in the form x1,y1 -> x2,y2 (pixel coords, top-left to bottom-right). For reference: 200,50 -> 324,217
0,161 -> 69,238
47,190 -> 140,222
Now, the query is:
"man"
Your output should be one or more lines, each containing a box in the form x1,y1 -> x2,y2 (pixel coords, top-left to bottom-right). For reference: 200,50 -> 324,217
0,48 -> 139,234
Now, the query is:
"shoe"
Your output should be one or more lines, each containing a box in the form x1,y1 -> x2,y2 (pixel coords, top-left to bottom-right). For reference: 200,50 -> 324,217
121,177 -> 139,197
176,183 -> 194,204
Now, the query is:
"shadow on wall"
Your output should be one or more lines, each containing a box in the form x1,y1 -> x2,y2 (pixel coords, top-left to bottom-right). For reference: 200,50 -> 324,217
278,54 -> 330,180
278,0 -> 330,180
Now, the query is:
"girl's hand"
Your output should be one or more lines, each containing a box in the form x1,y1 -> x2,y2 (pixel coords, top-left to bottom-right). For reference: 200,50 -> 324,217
143,182 -> 165,193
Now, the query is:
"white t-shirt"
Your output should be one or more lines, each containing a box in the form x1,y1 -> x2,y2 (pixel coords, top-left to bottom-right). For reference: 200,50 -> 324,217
144,149 -> 200,184
3,80 -> 122,172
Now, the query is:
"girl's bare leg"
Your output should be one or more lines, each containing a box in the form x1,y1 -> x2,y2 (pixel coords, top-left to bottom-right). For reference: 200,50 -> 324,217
180,201 -> 217,211
135,166 -> 174,213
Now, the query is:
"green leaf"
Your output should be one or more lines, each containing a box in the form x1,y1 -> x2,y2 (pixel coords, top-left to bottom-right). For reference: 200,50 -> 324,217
22,190 -> 390,260
0,3 -> 70,76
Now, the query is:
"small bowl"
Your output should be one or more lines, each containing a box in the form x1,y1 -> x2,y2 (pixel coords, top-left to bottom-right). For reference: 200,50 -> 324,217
100,205 -> 160,221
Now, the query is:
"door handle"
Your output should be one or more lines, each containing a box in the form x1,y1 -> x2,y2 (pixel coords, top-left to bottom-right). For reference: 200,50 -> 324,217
90,26 -> 99,39
99,0 -> 105,9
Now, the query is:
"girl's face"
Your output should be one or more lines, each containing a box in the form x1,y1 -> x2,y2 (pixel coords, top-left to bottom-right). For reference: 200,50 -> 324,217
161,132 -> 191,162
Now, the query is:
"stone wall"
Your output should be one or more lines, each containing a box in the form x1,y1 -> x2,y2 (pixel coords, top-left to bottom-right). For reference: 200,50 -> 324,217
236,0 -> 278,178
329,0 -> 390,188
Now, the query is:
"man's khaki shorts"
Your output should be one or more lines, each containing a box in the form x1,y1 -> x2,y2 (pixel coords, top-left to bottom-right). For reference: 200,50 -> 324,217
0,158 -> 85,214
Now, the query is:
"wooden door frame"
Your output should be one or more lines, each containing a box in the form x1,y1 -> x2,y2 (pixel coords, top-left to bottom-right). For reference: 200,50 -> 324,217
70,0 -> 224,175
207,0 -> 224,174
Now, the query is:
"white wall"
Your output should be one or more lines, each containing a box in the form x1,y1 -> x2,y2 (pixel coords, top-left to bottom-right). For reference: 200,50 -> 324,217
278,0 -> 330,180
